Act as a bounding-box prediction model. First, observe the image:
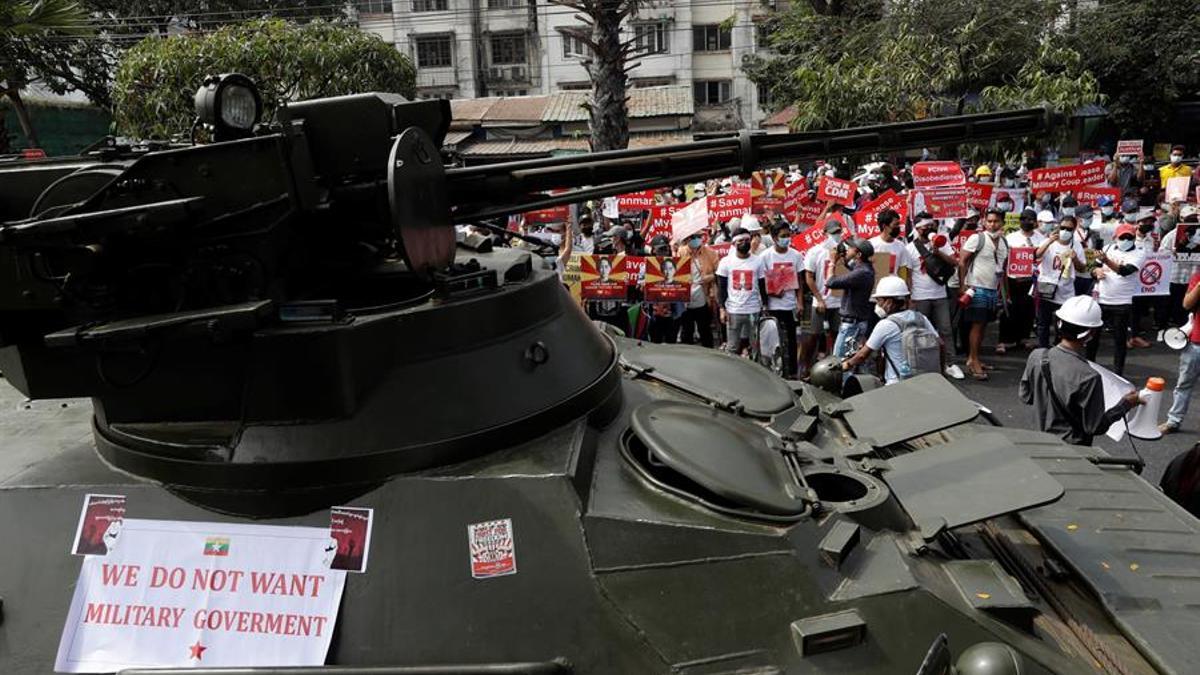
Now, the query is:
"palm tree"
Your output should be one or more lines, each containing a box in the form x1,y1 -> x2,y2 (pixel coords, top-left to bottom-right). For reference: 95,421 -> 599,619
1,0 -> 91,149
553,0 -> 639,152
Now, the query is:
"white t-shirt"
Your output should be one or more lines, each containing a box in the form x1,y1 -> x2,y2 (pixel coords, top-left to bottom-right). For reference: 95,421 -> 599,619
1005,230 -> 1047,280
575,235 -> 595,255
1036,239 -> 1085,304
867,310 -> 937,384
758,246 -> 805,311
906,240 -> 954,301
716,253 -> 766,314
803,242 -> 841,309
962,230 -> 1008,289
1097,244 -> 1145,305
868,235 -> 913,277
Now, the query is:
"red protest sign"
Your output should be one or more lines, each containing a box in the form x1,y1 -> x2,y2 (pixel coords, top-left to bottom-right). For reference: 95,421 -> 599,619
783,177 -> 808,221
1115,139 -> 1144,159
709,242 -> 732,258
914,186 -> 968,219
1007,247 -> 1036,277
817,176 -> 857,207
1074,186 -> 1122,207
913,161 -> 965,189
951,230 -> 975,253
752,197 -> 784,214
1028,161 -> 1106,192
523,205 -> 570,224
642,204 -> 677,241
857,189 -> 908,239
796,200 -> 824,227
765,260 -> 801,295
644,256 -> 691,302
794,222 -> 827,253
707,188 -> 752,224
625,255 -> 646,287
966,183 -> 994,210
580,255 -> 628,299
617,190 -> 656,212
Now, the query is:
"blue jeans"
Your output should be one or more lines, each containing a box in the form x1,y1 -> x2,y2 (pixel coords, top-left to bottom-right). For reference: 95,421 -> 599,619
1168,343 -> 1200,426
834,319 -> 868,359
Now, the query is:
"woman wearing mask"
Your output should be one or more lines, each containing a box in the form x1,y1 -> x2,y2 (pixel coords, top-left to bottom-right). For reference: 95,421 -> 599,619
676,232 -> 720,347
1034,216 -> 1087,348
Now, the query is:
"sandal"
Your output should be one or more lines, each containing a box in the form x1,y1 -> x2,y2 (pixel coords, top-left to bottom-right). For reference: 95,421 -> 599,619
969,368 -> 990,381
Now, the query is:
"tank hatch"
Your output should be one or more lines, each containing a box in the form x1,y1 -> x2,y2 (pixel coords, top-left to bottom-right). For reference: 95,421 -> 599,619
627,400 -> 809,518
831,373 -> 979,447
618,340 -> 794,417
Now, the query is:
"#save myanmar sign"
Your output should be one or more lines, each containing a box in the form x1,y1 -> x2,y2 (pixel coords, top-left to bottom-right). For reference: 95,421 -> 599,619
56,512 -> 348,672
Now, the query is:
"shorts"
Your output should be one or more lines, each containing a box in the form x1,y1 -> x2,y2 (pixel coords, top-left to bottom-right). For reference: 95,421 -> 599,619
810,305 -> 841,335
963,287 -> 998,324
726,312 -> 760,353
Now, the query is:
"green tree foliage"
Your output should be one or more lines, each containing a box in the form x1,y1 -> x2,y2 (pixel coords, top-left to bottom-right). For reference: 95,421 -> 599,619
748,0 -> 1099,138
1067,0 -> 1200,138
112,18 -> 415,139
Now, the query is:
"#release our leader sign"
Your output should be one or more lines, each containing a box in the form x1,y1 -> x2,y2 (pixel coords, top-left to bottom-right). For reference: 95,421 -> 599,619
55,494 -> 369,673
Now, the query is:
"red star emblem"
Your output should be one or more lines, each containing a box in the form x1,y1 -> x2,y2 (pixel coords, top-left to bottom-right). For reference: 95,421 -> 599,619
189,641 -> 207,660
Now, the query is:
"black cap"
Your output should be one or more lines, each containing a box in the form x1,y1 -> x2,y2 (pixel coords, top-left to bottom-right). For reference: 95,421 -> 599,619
1060,195 -> 1078,208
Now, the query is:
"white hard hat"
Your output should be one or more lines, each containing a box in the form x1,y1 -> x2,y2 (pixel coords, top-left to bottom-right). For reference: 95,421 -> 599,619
693,182 -> 706,192
1055,295 -> 1103,329
1037,210 -> 1056,223
728,216 -> 742,229
870,275 -> 910,300
742,214 -> 762,232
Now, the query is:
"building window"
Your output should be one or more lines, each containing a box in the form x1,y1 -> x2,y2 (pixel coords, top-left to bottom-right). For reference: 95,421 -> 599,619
632,76 -> 675,87
491,34 -> 527,64
757,83 -> 772,108
755,22 -> 773,48
487,0 -> 523,8
411,0 -> 444,11
356,0 -> 393,12
558,81 -> 591,91
694,80 -> 732,105
415,36 -> 452,67
693,25 -> 731,52
562,31 -> 591,59
633,22 -> 669,54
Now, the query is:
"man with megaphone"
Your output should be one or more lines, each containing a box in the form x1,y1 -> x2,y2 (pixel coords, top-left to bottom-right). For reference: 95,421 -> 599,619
1160,263 -> 1200,434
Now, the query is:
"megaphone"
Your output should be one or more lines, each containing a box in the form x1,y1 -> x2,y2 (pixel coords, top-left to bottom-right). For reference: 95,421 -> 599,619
1126,377 -> 1166,440
1163,319 -> 1192,350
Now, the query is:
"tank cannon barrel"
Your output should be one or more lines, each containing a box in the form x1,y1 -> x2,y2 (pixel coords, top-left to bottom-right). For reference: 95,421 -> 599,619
446,107 -> 1056,223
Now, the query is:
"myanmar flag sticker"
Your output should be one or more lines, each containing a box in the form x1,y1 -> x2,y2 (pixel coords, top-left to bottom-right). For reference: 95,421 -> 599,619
203,537 -> 230,556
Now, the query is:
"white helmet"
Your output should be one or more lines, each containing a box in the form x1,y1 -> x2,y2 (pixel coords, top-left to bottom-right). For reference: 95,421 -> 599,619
1055,295 -> 1103,329
870,275 -> 910,300
742,214 -> 762,232
1036,210 -> 1056,224
727,216 -> 742,229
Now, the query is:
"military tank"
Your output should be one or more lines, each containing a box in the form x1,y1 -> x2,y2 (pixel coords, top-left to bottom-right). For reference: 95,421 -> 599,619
0,76 -> 1197,674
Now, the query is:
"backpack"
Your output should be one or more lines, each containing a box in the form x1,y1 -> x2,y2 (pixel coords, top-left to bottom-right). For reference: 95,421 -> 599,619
882,311 -> 942,380
914,238 -> 954,286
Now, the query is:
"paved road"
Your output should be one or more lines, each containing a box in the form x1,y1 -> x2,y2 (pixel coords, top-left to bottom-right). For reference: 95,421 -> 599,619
946,332 -> 1196,485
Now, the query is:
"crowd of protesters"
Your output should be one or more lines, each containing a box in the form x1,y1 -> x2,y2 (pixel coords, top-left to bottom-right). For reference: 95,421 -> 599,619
463,145 -> 1200,440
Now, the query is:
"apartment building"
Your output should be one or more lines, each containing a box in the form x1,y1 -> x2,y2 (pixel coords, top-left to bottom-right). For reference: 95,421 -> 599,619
356,0 -> 781,129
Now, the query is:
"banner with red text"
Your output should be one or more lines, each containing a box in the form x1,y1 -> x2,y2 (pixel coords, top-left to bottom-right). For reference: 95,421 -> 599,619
1028,161 -> 1106,192
793,222 -> 828,253
966,182 -> 994,210
617,190 -> 656,212
817,176 -> 857,207
55,514 -> 346,672
642,204 -> 678,241
580,255 -> 628,299
857,189 -> 908,239
1007,247 -> 1036,277
523,205 -> 570,225
912,161 -> 965,189
912,186 -> 967,219
783,177 -> 808,221
1115,139 -> 1144,159
1073,185 -> 1122,207
708,189 -> 752,224
644,256 -> 691,302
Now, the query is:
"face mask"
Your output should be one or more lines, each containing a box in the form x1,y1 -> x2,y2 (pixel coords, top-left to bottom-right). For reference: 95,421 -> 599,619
1123,214 -> 1137,224
874,304 -> 889,319
1058,229 -> 1072,243
1062,207 -> 1076,217
777,236 -> 792,249
1117,238 -> 1135,252
688,237 -> 701,249
1101,206 -> 1114,217
1171,154 -> 1183,164
736,241 -> 751,254
1120,156 -> 1132,165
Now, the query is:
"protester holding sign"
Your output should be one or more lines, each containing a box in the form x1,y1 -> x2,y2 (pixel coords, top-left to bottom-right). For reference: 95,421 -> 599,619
1034,216 -> 1087,349
1106,149 -> 1144,196
1000,208 -> 1046,352
1084,224 -> 1145,376
867,209 -> 913,293
803,220 -> 846,374
958,209 -> 1010,380
716,228 -> 768,357
1158,145 -> 1192,188
759,221 -> 804,377
906,217 -> 956,362
826,238 -> 876,359
676,234 -> 719,347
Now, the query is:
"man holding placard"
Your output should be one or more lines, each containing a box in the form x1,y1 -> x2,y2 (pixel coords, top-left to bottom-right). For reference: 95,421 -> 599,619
1087,223 -> 1144,376
759,221 -> 805,377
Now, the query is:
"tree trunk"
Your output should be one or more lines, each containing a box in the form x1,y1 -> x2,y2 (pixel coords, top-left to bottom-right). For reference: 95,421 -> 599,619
4,89 -> 40,149
589,5 -> 629,152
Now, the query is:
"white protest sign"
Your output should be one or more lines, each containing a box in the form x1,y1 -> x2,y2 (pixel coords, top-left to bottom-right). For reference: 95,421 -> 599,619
670,197 -> 708,244
1136,251 -> 1172,296
56,518 -> 346,673
1166,176 -> 1190,204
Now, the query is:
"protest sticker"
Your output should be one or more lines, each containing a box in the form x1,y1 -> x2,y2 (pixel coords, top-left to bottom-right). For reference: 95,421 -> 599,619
1116,139 -> 1144,158
966,182 -> 994,210
73,494 -> 127,556
914,186 -> 967,219
1137,252 -> 1172,296
1008,247 -> 1036,277
328,507 -> 372,573
1166,176 -> 1190,204
523,205 -> 570,225
783,177 -> 808,221
765,261 -> 801,296
1074,186 -> 1122,207
468,518 -> 516,580
793,222 -> 827,253
580,255 -> 627,299
616,190 -> 656,212
1028,161 -> 1106,192
55,516 -> 346,673
707,189 -> 752,224
817,176 -> 857,207
645,256 -> 691,302
643,204 -> 677,241
670,198 -> 708,243
857,189 -> 908,239
913,161 -> 965,189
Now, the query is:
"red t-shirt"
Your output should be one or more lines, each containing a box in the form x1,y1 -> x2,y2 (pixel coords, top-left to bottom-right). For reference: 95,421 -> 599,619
1190,272 -> 1200,344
